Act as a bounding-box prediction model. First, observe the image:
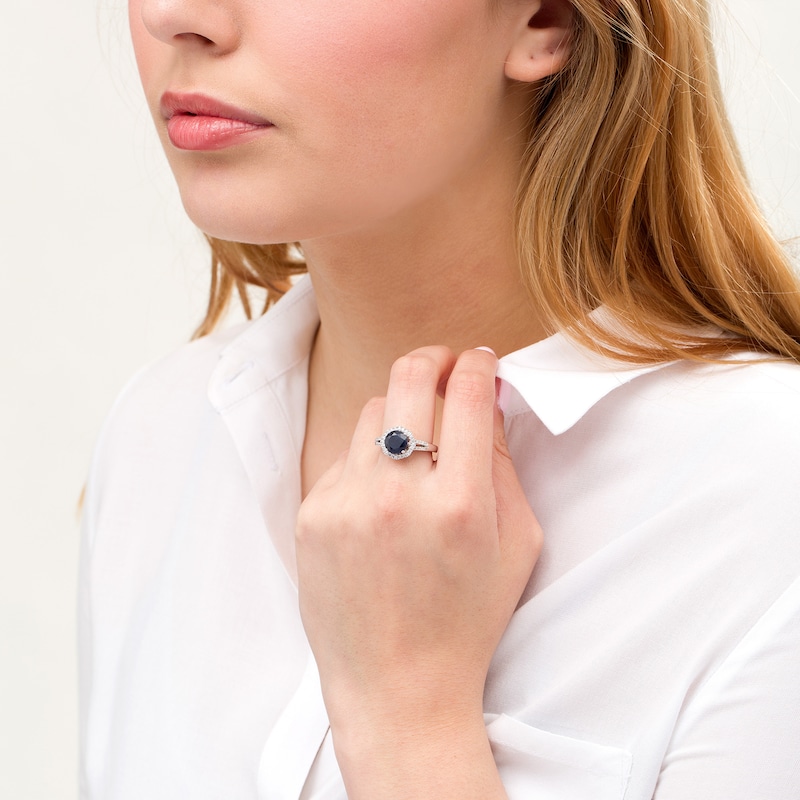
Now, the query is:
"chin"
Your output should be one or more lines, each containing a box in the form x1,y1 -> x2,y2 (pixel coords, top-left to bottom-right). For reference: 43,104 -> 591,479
178,189 -> 298,245
172,162 -> 408,245
191,219 -> 293,246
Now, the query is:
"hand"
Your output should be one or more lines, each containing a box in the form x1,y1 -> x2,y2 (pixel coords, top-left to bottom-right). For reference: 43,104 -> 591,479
295,346 -> 542,798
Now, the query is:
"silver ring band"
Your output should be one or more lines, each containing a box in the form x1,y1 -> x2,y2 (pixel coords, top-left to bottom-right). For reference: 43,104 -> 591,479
375,427 -> 439,460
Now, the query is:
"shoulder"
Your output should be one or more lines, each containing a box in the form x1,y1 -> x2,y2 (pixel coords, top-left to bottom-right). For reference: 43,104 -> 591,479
82,314 -> 274,531
100,320 -> 252,437
680,354 -> 800,395
81,322 -> 253,534
83,276 -> 318,523
533,352 -> 800,538
612,356 -> 800,532
605,355 -> 800,483
644,356 -> 800,440
98,275 -> 317,435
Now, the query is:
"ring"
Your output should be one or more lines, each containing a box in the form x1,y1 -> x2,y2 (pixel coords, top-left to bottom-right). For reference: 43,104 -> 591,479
375,426 -> 439,460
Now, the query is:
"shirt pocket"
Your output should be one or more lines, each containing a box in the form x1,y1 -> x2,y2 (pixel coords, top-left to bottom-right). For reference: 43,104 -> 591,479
486,714 -> 633,800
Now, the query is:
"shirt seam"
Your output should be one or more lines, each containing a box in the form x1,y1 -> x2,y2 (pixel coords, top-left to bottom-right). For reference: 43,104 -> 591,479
670,570 -> 800,734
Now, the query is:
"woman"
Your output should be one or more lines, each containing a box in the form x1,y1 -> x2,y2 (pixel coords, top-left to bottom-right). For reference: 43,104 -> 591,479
80,0 -> 800,797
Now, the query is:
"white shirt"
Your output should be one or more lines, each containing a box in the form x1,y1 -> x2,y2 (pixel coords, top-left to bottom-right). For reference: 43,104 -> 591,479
79,275 -> 800,799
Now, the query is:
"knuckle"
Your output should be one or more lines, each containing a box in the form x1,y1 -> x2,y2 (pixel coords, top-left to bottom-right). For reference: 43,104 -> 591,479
493,425 -> 511,457
361,396 -> 385,418
439,488 -> 481,531
447,370 -> 494,408
390,353 -> 440,389
457,349 -> 496,372
373,475 -> 408,528
295,504 -> 318,544
359,396 -> 386,429
297,494 -> 360,545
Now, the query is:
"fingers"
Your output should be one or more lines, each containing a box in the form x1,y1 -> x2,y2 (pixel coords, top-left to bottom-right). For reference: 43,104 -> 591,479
306,445 -> 350,496
436,348 -> 498,482
491,399 -> 542,555
380,346 -> 456,465
346,346 -> 493,478
341,347 -> 455,476
345,395 -> 386,473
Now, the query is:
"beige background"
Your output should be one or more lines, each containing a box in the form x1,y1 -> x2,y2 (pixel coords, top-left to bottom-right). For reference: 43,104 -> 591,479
0,1 -> 798,797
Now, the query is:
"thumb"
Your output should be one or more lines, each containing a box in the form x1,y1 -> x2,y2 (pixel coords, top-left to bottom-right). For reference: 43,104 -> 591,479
492,398 -> 543,575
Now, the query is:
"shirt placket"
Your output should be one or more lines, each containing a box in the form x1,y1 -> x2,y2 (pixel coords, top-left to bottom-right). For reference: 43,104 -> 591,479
210,352 -> 332,799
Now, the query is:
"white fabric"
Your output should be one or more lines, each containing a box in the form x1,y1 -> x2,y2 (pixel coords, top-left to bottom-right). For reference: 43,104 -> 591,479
79,275 -> 800,799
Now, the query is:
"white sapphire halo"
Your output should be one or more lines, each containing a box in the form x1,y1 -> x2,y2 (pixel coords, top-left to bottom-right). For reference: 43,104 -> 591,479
374,427 -> 438,460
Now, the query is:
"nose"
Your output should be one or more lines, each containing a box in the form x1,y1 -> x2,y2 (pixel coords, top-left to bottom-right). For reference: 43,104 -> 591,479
136,0 -> 240,54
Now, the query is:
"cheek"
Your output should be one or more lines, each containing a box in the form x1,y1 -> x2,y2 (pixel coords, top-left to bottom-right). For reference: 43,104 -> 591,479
129,0 -> 511,243
263,2 -> 504,194
267,0 -> 494,125
269,0 -> 465,70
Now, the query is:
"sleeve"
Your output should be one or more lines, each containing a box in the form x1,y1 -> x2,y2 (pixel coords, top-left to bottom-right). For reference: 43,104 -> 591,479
653,574 -> 800,799
77,501 -> 93,800
77,367 -> 138,800
78,419 -> 105,800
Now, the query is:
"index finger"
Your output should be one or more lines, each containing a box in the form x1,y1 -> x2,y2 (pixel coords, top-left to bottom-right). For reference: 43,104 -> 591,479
435,347 -> 498,481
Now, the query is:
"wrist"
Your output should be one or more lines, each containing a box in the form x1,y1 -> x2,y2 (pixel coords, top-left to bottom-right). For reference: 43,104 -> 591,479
321,664 -> 486,741
330,702 -> 504,800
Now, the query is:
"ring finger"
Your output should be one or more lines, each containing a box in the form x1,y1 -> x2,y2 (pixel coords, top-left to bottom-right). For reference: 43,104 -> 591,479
378,346 -> 456,467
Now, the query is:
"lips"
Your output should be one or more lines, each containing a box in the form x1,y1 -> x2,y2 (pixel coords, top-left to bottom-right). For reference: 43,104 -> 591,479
160,91 -> 274,151
160,92 -> 273,126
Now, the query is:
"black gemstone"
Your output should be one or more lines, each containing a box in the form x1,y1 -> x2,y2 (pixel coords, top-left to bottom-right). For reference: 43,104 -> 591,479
385,430 -> 410,455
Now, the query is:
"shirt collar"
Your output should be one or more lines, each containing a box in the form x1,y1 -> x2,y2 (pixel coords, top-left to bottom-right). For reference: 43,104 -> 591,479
208,275 -> 320,412
209,274 -> 674,434
496,326 -> 673,435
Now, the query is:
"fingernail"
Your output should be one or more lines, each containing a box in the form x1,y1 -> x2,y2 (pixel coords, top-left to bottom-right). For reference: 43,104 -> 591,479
475,345 -> 496,357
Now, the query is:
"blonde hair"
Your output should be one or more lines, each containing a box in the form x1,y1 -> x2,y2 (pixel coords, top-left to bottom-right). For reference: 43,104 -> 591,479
196,0 -> 800,364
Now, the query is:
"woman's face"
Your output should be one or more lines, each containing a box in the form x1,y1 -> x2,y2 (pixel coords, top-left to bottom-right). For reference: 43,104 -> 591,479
129,0 -> 532,244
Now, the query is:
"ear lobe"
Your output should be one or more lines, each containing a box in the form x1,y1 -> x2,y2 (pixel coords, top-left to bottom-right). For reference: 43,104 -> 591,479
504,0 -> 574,83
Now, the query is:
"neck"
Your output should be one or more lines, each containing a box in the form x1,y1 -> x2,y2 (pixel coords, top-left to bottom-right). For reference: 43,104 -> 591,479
301,176 -> 548,434
297,140 -> 550,497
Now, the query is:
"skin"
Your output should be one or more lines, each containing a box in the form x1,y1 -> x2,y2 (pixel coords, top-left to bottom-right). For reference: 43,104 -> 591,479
130,0 -> 572,795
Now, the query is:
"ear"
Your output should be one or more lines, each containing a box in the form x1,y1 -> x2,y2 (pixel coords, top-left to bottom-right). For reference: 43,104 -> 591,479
504,0 -> 574,83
